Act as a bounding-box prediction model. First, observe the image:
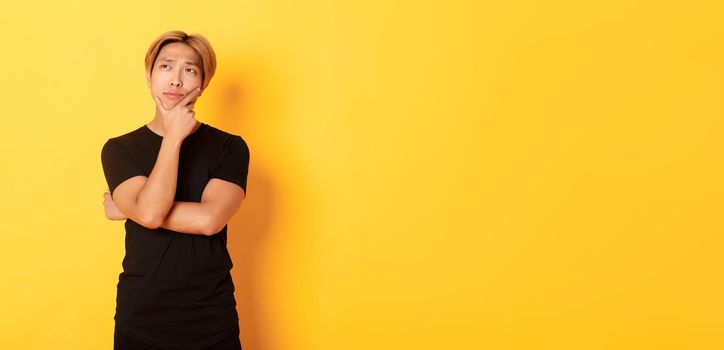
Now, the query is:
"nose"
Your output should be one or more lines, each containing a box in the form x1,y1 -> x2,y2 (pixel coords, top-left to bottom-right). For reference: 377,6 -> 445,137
170,69 -> 183,87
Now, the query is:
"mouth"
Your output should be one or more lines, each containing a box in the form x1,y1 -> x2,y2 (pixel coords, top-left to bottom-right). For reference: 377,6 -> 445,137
163,92 -> 184,99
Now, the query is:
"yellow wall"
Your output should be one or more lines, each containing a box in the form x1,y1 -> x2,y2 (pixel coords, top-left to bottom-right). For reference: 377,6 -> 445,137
1,1 -> 723,349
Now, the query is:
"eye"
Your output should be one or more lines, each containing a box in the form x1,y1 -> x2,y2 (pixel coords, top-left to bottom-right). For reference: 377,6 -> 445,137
160,64 -> 170,69
186,68 -> 196,73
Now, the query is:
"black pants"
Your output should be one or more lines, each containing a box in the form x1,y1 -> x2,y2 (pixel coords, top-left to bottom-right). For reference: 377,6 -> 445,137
114,324 -> 242,350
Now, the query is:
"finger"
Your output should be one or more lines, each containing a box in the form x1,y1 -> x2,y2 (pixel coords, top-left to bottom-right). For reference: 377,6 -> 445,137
178,87 -> 201,108
154,96 -> 169,112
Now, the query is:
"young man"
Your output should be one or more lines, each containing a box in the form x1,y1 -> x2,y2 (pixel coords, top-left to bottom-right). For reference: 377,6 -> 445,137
101,31 -> 249,350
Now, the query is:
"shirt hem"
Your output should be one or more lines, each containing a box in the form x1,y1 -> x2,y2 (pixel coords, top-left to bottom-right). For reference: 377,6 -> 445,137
116,321 -> 239,350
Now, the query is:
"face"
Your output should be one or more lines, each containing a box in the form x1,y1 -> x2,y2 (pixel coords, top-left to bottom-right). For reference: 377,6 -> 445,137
146,42 -> 203,110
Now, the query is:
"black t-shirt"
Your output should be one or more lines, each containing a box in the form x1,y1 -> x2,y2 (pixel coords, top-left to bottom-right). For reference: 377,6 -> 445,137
100,122 -> 250,350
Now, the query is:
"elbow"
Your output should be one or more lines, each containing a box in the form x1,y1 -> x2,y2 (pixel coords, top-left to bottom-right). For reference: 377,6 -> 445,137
138,212 -> 165,230
202,215 -> 225,236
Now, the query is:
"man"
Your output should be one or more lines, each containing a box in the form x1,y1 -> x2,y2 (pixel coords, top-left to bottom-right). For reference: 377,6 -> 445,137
101,30 -> 249,350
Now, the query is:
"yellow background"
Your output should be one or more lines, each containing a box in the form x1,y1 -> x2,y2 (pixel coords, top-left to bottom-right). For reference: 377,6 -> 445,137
1,1 -> 722,349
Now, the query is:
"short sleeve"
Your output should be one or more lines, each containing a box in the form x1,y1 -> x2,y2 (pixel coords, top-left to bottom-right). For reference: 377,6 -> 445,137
101,139 -> 146,196
210,135 -> 250,192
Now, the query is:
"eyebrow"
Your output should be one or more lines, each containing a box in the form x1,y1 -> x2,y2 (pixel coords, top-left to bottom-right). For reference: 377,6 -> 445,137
158,57 -> 201,68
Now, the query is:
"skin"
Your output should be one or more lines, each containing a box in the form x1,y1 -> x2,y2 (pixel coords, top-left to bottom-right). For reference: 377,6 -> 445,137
102,42 -> 246,236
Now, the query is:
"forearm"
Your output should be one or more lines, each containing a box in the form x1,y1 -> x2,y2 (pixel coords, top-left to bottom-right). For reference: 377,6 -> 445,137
136,137 -> 183,225
159,201 -> 216,236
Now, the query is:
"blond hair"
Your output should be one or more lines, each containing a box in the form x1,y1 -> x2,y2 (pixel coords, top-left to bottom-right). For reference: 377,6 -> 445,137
145,30 -> 217,90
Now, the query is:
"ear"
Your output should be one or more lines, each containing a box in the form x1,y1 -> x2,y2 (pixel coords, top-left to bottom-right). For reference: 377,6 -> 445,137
145,71 -> 151,88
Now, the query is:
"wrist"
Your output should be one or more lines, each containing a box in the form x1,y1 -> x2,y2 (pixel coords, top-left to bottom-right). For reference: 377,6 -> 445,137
161,134 -> 184,147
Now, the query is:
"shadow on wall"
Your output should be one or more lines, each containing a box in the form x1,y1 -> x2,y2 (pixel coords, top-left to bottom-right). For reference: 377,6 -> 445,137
210,74 -> 275,350
228,173 -> 274,350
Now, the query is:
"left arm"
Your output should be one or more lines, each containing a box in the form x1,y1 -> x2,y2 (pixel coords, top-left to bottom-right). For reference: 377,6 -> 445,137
161,178 -> 246,235
104,178 -> 246,236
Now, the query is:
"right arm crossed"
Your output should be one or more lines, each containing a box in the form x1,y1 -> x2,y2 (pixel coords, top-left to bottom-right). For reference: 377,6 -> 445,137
110,88 -> 201,229
111,138 -> 180,229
